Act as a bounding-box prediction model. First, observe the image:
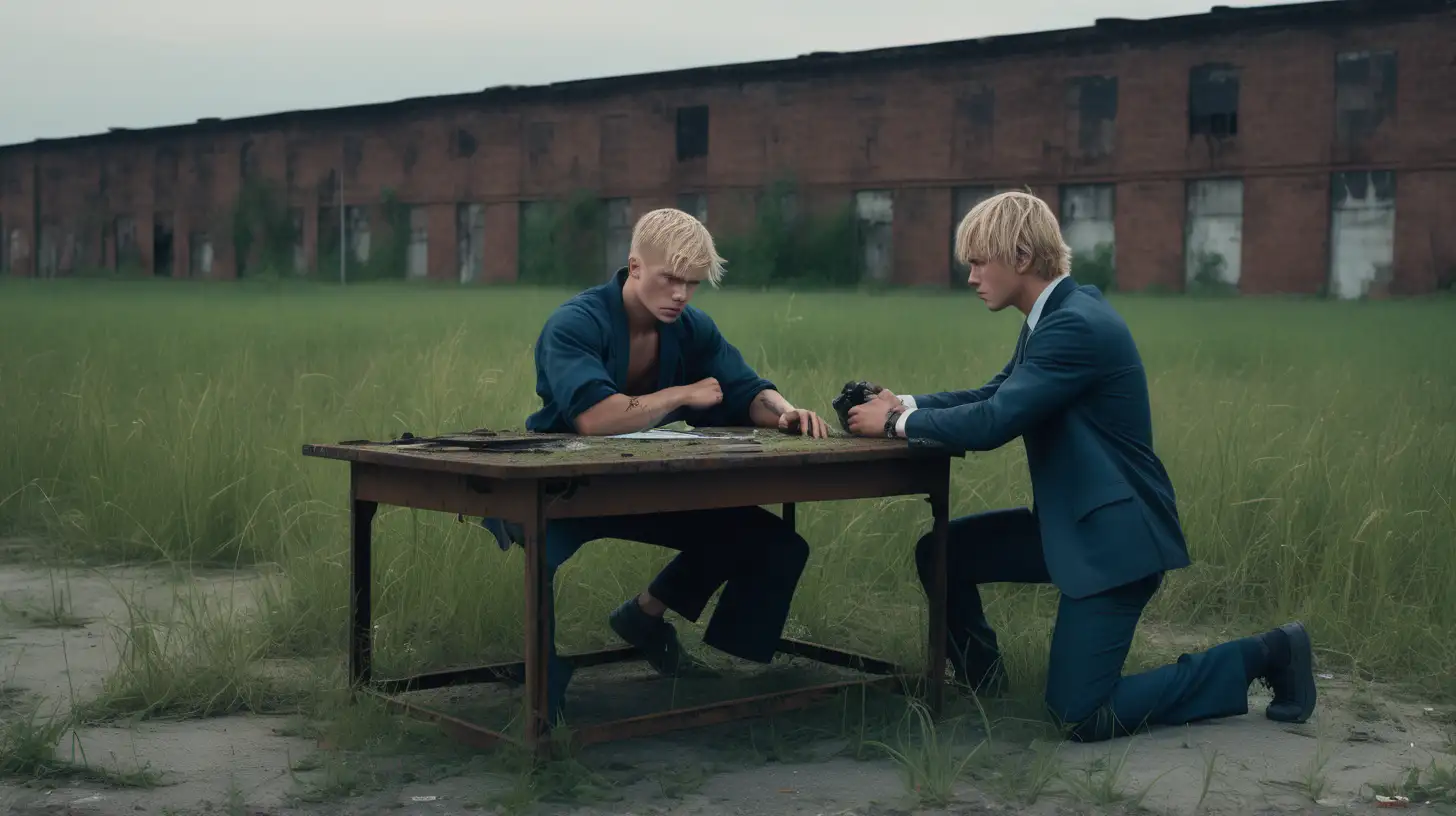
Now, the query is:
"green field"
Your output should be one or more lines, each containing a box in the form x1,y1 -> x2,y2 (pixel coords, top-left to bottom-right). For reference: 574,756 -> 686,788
1,278 -> 1453,724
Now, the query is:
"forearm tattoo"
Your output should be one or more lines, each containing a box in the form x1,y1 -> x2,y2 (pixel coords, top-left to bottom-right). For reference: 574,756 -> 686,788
627,397 -> 642,411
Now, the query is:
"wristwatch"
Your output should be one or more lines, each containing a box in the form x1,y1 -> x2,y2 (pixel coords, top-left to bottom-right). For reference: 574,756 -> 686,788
884,406 -> 905,438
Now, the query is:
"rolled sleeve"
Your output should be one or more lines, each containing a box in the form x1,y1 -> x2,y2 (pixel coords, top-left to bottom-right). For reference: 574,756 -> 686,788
537,307 -> 618,426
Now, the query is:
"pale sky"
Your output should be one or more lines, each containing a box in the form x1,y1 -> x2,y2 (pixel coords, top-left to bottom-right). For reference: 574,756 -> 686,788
0,0 -> 1313,147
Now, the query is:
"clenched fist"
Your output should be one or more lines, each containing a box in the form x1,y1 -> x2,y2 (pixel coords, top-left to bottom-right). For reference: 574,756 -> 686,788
681,377 -> 723,409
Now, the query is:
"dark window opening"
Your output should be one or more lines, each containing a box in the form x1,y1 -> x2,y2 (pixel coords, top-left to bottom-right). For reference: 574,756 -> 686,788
239,139 -> 258,179
454,128 -> 477,158
153,215 -> 174,277
676,105 -> 708,161
343,136 -> 363,180
285,147 -> 300,189
526,122 -> 554,168
1335,50 -> 1397,145
1068,75 -> 1118,157
1189,64 -> 1239,138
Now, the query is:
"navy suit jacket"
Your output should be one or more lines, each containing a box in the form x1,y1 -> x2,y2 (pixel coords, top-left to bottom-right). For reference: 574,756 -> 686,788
526,267 -> 776,433
902,276 -> 1191,599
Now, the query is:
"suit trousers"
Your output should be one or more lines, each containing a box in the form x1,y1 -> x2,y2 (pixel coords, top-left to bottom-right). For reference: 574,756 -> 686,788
914,507 -> 1252,742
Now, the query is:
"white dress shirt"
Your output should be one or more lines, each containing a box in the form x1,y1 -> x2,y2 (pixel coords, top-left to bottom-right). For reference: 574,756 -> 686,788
892,273 -> 1069,437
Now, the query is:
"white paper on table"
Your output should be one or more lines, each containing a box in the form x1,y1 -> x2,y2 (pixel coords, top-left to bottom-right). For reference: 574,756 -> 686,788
610,429 -> 708,440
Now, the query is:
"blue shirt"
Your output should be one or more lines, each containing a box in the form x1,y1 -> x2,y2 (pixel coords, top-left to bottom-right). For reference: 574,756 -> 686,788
525,267 -> 777,433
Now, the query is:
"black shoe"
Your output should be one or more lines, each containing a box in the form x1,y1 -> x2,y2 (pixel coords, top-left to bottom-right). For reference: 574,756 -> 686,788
948,645 -> 1009,698
1257,621 -> 1316,723
608,599 -> 717,678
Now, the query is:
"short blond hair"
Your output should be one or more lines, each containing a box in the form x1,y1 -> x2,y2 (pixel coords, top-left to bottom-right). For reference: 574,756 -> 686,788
954,191 -> 1071,281
630,208 -> 726,286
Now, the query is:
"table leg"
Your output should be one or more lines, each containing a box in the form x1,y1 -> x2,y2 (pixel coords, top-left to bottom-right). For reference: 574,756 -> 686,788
522,481 -> 552,756
349,467 -> 379,687
926,487 -> 949,716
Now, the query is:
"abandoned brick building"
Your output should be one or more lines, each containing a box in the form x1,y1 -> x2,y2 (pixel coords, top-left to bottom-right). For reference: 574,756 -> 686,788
1,0 -> 1452,296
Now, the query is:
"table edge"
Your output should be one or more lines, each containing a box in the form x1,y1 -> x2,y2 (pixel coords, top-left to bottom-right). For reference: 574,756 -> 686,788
300,440 -> 956,479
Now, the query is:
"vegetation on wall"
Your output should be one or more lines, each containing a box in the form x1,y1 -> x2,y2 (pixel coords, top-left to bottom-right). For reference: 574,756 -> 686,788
310,187 -> 414,283
514,177 -> 866,290
517,189 -> 612,288
714,177 -> 862,289
1186,249 -> 1238,296
230,177 -> 298,277
1071,242 -> 1116,291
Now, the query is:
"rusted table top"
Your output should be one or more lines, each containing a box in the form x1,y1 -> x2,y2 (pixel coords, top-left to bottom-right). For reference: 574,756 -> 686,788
302,427 -> 953,480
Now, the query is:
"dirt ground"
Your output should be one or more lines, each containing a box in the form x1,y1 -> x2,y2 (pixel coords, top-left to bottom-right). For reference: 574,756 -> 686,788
2,562 -> 1452,816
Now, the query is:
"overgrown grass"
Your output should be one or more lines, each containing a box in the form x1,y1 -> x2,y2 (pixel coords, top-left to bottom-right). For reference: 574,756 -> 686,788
2,276 -> 1454,736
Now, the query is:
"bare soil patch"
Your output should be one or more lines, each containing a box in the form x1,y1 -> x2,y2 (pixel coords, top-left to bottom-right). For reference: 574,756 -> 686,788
2,560 -> 1451,816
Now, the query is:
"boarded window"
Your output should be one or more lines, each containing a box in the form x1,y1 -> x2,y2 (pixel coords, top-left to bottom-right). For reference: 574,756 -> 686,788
677,193 -> 707,224
1189,64 -> 1239,138
62,230 -> 85,274
855,190 -> 894,284
1066,76 -> 1118,158
190,231 -> 214,277
1184,179 -> 1243,290
456,203 -> 484,283
1061,184 -> 1116,288
114,216 -> 139,270
1329,171 -> 1396,300
604,198 -> 632,277
38,225 -> 59,278
676,105 -> 709,161
7,226 -> 26,273
346,206 -> 370,263
407,207 -> 428,279
289,208 -> 305,274
1335,50 -> 1397,145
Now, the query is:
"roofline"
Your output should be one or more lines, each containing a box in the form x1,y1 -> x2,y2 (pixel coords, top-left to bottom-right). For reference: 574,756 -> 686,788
3,0 -> 1451,153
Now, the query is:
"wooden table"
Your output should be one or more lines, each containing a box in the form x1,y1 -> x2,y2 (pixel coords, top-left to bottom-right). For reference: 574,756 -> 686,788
302,427 -> 957,755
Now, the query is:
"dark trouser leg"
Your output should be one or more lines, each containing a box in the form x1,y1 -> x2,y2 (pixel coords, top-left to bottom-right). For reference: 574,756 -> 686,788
1046,574 -> 1252,743
505,507 -> 809,720
609,506 -> 809,663
914,508 -> 1050,689
542,505 -> 808,656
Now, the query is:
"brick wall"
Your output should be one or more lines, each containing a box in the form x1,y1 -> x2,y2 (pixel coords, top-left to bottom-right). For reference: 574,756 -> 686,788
0,6 -> 1451,294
